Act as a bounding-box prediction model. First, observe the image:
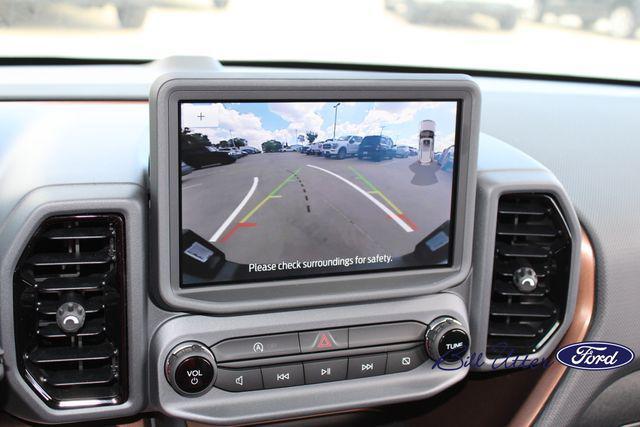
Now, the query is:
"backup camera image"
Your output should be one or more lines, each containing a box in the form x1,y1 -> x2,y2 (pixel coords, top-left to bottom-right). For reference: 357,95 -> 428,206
179,100 -> 459,286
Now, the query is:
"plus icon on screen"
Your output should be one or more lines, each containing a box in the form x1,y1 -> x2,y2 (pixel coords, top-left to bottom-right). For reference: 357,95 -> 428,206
197,113 -> 205,120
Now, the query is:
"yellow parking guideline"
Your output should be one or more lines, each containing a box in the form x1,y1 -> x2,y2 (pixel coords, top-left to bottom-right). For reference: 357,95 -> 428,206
349,167 -> 403,215
240,168 -> 299,223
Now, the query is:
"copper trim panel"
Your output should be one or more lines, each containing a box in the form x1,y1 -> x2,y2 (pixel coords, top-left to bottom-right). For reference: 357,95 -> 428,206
508,229 -> 595,427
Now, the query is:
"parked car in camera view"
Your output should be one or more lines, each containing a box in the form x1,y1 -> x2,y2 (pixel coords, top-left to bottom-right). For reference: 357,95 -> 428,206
386,0 -> 534,30
217,147 -> 244,159
395,145 -> 412,158
533,0 -> 640,38
438,145 -> 455,172
241,146 -> 261,154
284,144 -> 303,152
306,141 -> 324,155
357,135 -> 396,161
180,161 -> 195,176
322,135 -> 363,159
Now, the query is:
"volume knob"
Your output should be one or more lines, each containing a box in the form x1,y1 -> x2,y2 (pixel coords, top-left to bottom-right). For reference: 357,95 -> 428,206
425,317 -> 470,363
165,342 -> 216,396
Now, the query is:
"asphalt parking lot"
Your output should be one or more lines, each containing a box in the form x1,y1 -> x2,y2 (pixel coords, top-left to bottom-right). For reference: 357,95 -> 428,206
181,152 -> 452,265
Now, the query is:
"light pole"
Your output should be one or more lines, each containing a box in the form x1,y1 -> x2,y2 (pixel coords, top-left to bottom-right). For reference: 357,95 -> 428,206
379,125 -> 386,136
332,102 -> 341,141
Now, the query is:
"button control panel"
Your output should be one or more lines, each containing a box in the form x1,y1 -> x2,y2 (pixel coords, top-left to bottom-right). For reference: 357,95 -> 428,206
167,320 -> 469,395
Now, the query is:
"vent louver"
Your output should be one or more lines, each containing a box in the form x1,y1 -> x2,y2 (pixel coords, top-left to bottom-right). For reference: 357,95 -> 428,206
487,194 -> 571,358
14,214 -> 127,408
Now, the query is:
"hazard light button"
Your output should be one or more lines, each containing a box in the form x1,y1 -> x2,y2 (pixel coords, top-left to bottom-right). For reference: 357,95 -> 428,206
299,329 -> 348,353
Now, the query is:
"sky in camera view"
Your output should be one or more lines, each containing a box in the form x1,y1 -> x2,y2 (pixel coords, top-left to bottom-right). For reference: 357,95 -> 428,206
181,101 -> 457,150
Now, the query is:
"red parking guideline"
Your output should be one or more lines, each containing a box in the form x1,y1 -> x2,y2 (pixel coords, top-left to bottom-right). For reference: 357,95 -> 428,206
385,213 -> 418,231
398,214 -> 418,231
221,222 -> 256,243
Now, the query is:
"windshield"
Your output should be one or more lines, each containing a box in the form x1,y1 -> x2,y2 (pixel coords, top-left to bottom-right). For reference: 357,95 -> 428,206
1,0 -> 638,81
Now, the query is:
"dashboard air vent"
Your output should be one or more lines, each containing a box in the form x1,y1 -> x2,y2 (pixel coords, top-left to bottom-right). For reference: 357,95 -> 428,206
487,194 -> 571,358
13,214 -> 127,408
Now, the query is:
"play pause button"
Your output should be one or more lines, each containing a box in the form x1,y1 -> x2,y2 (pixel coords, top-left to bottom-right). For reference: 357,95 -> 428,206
303,358 -> 348,384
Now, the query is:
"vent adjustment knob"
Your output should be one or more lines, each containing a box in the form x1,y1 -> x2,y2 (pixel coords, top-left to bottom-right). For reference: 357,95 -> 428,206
165,342 -> 216,396
425,317 -> 469,363
56,301 -> 86,334
513,267 -> 538,293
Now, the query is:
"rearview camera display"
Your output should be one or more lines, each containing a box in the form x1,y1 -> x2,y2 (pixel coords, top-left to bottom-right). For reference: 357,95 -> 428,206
179,100 -> 459,286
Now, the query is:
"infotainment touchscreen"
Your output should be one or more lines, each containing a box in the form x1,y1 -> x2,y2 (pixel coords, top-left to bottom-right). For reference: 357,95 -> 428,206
179,100 -> 460,286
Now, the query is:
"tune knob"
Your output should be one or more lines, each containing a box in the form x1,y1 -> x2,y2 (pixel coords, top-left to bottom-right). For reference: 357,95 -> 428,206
513,267 -> 538,293
165,342 -> 216,396
425,317 -> 470,363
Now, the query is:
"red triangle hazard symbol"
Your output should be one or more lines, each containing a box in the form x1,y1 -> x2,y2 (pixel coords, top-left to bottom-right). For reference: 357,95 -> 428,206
316,333 -> 333,349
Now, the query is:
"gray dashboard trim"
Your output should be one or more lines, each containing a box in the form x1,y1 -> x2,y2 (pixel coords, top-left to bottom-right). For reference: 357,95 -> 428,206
0,184 -> 147,424
149,73 -> 480,314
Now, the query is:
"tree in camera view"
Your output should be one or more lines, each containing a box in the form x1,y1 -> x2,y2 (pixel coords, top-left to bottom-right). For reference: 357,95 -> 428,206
262,139 -> 283,152
180,127 -> 211,149
306,131 -> 318,144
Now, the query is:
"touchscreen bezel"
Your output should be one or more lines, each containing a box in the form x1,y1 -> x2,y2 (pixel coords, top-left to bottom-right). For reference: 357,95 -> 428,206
150,74 -> 479,314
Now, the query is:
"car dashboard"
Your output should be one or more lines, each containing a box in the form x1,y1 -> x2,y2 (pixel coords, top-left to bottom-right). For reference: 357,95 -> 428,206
0,57 -> 639,427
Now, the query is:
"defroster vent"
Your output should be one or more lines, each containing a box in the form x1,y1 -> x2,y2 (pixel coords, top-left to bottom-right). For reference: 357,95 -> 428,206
13,214 -> 127,408
487,194 -> 572,358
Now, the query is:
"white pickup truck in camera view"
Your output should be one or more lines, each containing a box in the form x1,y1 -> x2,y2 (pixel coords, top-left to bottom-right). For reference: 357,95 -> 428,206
323,135 -> 363,159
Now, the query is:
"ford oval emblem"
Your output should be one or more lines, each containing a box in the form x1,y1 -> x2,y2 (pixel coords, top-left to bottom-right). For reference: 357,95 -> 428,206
556,341 -> 635,371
